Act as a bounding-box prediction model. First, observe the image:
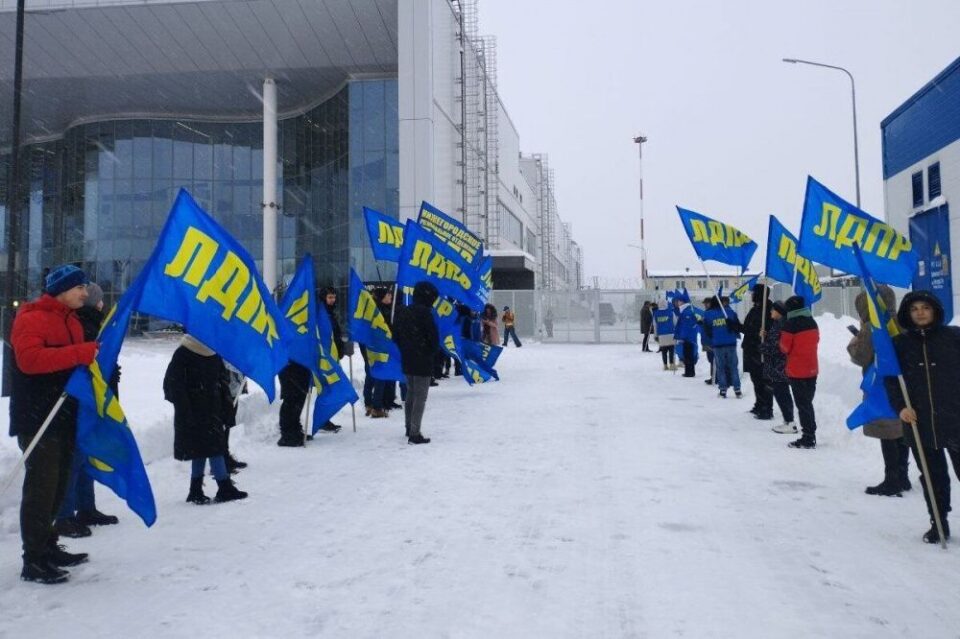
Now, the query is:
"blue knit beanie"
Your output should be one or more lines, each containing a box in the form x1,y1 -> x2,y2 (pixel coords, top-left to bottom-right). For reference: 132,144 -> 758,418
45,264 -> 88,297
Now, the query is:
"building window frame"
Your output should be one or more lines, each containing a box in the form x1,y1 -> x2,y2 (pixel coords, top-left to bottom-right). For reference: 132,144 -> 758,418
911,171 -> 924,208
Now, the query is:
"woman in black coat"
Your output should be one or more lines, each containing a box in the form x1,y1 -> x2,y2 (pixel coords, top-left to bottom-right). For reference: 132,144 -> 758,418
163,334 -> 247,505
885,291 -> 960,543
742,284 -> 773,419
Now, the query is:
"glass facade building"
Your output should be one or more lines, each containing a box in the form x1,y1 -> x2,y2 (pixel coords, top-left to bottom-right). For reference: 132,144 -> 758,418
0,78 -> 398,305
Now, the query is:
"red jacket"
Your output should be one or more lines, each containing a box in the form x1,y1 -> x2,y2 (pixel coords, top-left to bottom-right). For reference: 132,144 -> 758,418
9,295 -> 97,437
779,309 -> 819,379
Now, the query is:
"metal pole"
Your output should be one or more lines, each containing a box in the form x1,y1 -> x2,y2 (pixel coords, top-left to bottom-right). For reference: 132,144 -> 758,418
347,351 -> 357,433
3,0 -> 26,398
782,58 -> 860,207
262,77 -> 278,293
0,393 -> 67,498
633,135 -> 648,283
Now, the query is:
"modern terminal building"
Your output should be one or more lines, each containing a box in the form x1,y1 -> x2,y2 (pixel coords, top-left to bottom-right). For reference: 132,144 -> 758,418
882,55 -> 960,320
0,0 -> 583,311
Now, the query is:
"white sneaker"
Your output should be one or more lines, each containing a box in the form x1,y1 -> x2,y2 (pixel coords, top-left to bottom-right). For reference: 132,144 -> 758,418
772,422 -> 798,434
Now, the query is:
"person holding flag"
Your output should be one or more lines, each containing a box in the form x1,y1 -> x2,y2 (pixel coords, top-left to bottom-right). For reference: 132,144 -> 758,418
9,264 -> 100,583
652,302 -> 677,370
780,295 -> 820,449
673,291 -> 700,378
743,284 -> 774,420
885,291 -> 960,543
703,295 -> 742,398
847,286 -> 911,497
392,281 -> 440,444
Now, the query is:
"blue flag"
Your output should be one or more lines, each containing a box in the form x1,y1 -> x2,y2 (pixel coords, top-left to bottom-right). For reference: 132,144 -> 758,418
797,176 -> 917,287
278,255 -> 323,383
435,308 -> 499,385
397,220 -> 488,311
846,244 -> 902,429
135,189 -> 290,401
311,292 -> 359,433
417,200 -> 484,265
477,255 -> 494,296
348,269 -> 404,382
729,275 -> 759,304
676,207 -> 758,270
765,215 -> 822,305
363,207 -> 405,262
64,266 -> 156,527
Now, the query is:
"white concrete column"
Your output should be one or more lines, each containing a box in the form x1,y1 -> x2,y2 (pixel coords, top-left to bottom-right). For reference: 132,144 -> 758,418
262,76 -> 278,294
398,0 -> 435,222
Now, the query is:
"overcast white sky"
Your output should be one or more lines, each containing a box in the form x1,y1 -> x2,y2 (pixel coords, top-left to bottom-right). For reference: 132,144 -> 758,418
478,0 -> 960,283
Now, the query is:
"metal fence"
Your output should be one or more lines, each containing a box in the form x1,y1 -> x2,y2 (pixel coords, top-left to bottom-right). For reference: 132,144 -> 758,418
490,285 -> 863,344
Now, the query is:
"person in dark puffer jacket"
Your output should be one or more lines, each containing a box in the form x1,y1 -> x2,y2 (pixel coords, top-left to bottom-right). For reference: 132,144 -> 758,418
743,284 -> 774,419
884,291 -> 960,544
761,300 -> 795,434
392,281 -> 439,444
779,295 -> 819,449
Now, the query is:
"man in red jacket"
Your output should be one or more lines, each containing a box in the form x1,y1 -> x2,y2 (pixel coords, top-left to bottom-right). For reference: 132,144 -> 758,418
10,264 -> 98,584
779,295 -> 820,449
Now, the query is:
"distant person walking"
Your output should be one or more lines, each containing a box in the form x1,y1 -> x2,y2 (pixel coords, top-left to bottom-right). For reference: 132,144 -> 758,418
501,306 -> 522,347
641,301 -> 654,352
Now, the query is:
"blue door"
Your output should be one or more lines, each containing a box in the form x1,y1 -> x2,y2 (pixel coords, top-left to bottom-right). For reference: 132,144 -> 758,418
910,204 -> 953,323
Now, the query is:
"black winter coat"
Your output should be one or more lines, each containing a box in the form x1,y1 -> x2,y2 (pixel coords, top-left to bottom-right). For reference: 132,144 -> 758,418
163,346 -> 231,460
393,285 -> 439,377
885,291 -> 960,450
759,319 -> 788,383
76,305 -> 120,396
741,302 -> 771,375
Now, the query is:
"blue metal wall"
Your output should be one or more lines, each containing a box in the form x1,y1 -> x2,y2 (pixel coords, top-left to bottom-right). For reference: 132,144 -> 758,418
882,57 -> 960,179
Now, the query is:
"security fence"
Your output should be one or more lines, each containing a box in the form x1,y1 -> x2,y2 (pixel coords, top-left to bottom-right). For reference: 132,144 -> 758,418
490,285 -> 863,344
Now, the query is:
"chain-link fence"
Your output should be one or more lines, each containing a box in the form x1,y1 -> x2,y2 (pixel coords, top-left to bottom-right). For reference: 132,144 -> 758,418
490,285 -> 864,344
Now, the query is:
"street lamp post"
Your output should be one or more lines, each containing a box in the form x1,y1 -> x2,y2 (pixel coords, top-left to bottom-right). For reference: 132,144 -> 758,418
782,58 -> 860,207
632,134 -> 648,285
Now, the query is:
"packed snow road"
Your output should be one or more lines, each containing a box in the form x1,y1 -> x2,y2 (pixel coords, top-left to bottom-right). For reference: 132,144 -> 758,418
0,325 -> 958,637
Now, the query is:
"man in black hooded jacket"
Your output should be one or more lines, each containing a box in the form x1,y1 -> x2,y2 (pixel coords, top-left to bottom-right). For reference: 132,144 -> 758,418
392,281 -> 439,444
885,290 -> 960,544
742,284 -> 773,419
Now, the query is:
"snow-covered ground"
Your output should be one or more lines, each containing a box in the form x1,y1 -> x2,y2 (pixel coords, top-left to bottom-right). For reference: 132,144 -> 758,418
0,317 -> 958,637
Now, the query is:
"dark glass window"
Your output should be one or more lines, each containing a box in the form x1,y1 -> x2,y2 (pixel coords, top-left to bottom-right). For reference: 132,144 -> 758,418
912,171 -> 923,207
928,162 -> 941,200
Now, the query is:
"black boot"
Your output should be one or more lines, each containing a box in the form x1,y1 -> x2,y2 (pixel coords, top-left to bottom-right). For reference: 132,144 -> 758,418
53,516 -> 92,539
408,433 -> 431,445
46,543 -> 89,567
277,432 -> 305,447
788,436 -> 816,449
865,479 -> 903,497
186,477 -> 210,505
214,479 -> 248,503
923,519 -> 950,544
76,509 -> 119,526
21,556 -> 69,584
225,453 -> 247,474
319,421 -> 342,433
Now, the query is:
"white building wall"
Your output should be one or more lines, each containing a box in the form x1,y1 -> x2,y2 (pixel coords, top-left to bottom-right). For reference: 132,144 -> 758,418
883,137 -> 960,310
495,101 -> 536,253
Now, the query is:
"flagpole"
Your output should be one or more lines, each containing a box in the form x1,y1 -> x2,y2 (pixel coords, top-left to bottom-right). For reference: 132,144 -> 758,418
302,386 -> 312,442
760,275 -> 769,364
0,393 -> 67,498
896,376 -> 947,549
699,260 -> 726,384
348,351 -> 357,433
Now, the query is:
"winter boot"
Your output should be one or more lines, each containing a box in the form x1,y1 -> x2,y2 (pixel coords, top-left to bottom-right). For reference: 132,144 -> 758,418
734,390 -> 743,399
865,479 -> 903,497
704,378 -> 714,385
901,475 -> 913,492
753,412 -> 774,421
225,453 -> 247,474
320,421 -> 342,433
53,517 -> 92,539
923,519 -> 950,544
408,433 -> 431,445
46,543 -> 89,567
186,477 -> 211,505
370,408 -> 387,418
788,436 -> 816,449
772,422 -> 798,434
214,479 -> 248,503
364,405 -> 372,416
21,556 -> 69,585
718,390 -> 727,398
277,433 -> 305,447
76,509 -> 119,526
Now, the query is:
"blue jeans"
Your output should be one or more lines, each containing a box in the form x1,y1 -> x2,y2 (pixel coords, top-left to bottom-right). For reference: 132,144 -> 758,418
502,327 -> 522,347
714,345 -> 741,392
191,456 -> 229,481
57,452 -> 96,520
